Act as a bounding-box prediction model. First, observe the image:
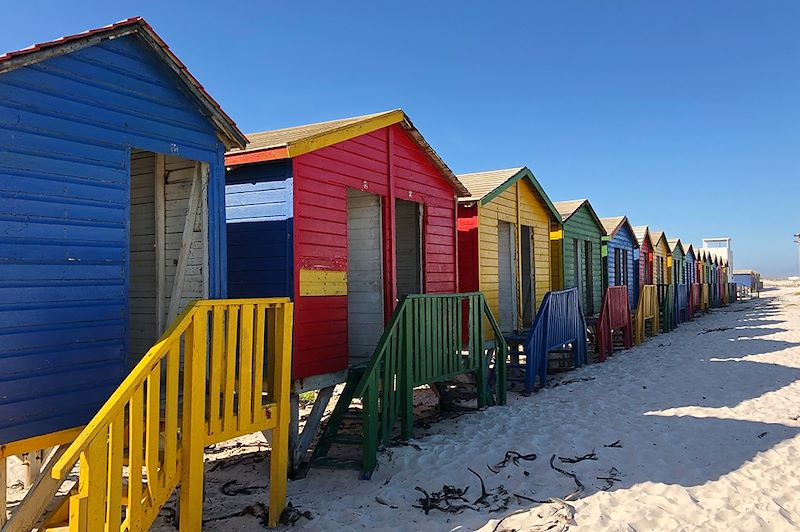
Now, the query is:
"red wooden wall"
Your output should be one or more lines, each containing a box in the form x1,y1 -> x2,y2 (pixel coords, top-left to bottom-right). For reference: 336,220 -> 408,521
456,203 -> 479,292
291,124 -> 459,378
639,237 -> 653,288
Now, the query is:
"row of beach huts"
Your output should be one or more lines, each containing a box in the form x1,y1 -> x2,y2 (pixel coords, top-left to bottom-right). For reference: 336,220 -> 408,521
0,18 -> 750,530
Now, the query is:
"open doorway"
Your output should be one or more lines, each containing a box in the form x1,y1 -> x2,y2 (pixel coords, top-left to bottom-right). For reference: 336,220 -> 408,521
497,221 -> 517,332
520,225 -> 535,326
128,149 -> 209,367
347,189 -> 385,367
395,199 -> 423,299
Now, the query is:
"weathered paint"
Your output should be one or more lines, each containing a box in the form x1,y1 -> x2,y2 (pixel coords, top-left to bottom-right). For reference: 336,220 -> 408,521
227,122 -> 459,379
552,202 -> 605,316
457,174 -> 556,332
0,33 -> 230,445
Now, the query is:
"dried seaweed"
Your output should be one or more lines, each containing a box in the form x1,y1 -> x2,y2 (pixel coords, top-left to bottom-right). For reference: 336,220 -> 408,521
603,439 -> 623,448
558,451 -> 597,464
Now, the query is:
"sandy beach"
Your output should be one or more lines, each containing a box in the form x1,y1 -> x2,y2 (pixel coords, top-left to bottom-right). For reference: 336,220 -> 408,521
142,281 -> 800,530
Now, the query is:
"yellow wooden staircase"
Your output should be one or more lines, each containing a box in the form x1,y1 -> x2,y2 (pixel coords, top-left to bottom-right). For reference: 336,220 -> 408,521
4,298 -> 293,531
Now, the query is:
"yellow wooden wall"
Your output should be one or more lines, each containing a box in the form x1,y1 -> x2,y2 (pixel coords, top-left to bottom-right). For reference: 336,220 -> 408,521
477,180 -> 552,329
654,237 -> 670,284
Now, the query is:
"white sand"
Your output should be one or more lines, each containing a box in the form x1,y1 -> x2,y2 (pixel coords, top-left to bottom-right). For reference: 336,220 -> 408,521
140,282 -> 800,529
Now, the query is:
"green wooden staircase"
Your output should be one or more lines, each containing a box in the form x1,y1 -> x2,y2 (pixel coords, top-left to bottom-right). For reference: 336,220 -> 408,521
312,293 -> 507,478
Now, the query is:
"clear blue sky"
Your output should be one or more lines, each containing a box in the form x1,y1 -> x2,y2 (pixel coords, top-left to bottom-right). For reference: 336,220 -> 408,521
4,1 -> 799,276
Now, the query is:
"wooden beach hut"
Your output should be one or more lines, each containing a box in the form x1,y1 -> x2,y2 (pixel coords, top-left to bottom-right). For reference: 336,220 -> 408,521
668,239 -> 686,285
0,17 -> 246,450
632,226 -> 654,306
0,18 -> 300,529
226,109 -> 467,380
668,239 -> 689,323
684,244 -> 698,317
652,231 -> 671,285
685,244 -> 697,285
550,200 -> 607,317
457,167 -> 561,332
225,110 -> 509,476
600,216 -> 639,308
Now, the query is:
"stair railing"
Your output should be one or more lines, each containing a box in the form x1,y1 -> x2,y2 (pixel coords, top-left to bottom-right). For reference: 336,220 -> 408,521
634,285 -> 659,344
353,293 -> 506,475
596,286 -> 633,361
45,298 -> 292,531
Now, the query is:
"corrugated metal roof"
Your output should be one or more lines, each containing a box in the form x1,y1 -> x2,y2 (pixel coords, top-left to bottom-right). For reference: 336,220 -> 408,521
600,216 -> 625,236
668,238 -> 685,255
600,216 -> 639,246
0,17 -> 246,150
553,199 -> 587,221
553,199 -> 606,235
228,109 -> 469,196
237,111 -> 395,151
632,226 -> 653,248
652,230 -> 667,248
457,167 -> 524,201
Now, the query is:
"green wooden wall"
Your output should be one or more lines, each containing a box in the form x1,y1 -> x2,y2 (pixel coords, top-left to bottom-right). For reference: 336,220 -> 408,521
561,204 -> 604,315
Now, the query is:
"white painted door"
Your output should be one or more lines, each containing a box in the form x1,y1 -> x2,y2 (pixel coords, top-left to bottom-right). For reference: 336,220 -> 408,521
347,189 -> 385,366
497,221 -> 517,332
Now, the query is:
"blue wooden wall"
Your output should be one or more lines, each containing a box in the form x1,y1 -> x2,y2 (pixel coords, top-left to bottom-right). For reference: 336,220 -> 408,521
0,34 -> 227,444
606,225 -> 637,308
225,160 -> 294,298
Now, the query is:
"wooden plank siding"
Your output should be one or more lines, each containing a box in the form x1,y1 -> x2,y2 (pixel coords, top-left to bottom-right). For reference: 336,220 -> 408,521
0,33 -> 231,445
556,204 -> 604,316
603,223 -> 638,309
474,180 -> 552,330
653,234 -> 670,285
288,123 -> 458,379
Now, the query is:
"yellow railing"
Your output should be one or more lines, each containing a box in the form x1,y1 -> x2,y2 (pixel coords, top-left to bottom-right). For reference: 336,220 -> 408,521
701,284 -> 710,311
634,285 -> 659,345
47,298 -> 292,530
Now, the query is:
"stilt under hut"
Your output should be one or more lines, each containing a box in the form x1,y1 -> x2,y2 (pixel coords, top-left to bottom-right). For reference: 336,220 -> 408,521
550,200 -> 606,318
224,110 -> 507,477
0,18 -> 296,529
652,231 -> 676,332
668,239 -> 689,323
684,244 -> 698,319
596,216 -> 638,360
631,226 -> 658,344
457,167 -> 561,334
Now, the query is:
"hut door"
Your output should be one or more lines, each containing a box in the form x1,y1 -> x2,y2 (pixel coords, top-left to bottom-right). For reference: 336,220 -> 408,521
573,239 -> 584,309
395,199 -> 423,299
128,150 -> 208,367
520,225 -> 535,326
347,189 -> 385,366
497,221 -> 517,332
584,240 -> 594,315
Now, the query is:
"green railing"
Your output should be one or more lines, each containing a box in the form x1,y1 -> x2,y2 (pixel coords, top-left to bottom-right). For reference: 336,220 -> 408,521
353,292 -> 507,474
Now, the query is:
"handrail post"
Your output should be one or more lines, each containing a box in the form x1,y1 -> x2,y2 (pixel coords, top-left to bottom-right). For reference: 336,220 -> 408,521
268,302 -> 293,526
361,375 -> 379,479
475,295 -> 488,408
400,306 -> 414,440
179,309 -> 208,530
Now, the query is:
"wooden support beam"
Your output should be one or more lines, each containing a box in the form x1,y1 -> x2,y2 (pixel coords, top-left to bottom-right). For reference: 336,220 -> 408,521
290,386 -> 334,477
155,153 -> 166,334
0,457 -> 6,528
167,162 -> 202,325
201,163 -> 210,299
3,446 -> 67,532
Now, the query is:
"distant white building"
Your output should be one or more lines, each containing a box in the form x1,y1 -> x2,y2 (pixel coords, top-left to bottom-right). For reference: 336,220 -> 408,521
701,237 -> 733,282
